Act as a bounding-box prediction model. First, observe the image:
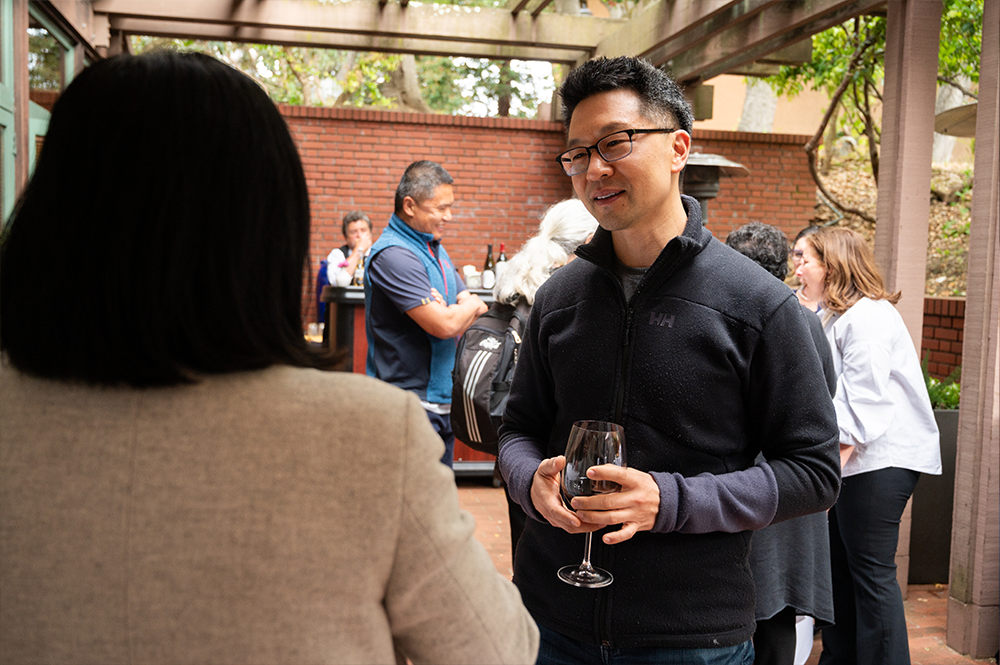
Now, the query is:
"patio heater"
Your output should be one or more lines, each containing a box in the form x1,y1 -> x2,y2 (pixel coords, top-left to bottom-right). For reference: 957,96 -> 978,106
682,152 -> 749,225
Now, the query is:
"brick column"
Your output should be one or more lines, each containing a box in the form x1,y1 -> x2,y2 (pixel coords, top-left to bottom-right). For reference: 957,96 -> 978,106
947,0 -> 1000,657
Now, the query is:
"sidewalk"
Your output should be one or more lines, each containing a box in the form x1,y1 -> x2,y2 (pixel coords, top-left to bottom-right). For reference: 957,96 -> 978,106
456,478 -> 996,664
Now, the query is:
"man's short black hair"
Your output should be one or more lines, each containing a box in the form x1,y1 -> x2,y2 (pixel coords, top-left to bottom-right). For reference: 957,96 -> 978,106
342,211 -> 372,237
725,222 -> 790,281
394,161 -> 454,216
558,56 -> 694,133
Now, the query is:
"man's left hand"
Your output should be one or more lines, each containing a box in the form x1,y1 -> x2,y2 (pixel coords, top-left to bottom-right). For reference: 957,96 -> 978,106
569,466 -> 661,545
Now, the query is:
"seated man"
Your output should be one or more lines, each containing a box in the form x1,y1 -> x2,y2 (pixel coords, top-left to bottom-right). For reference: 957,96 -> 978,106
327,211 -> 373,287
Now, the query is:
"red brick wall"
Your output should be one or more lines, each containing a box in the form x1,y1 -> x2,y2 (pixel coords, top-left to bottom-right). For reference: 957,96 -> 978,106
688,129 -> 816,242
282,106 -> 572,325
922,297 -> 965,380
280,107 -> 816,322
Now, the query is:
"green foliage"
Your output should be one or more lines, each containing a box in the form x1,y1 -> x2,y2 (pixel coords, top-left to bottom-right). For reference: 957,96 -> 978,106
130,36 -> 553,117
939,0 -> 983,85
419,58 -> 547,117
768,0 -> 981,98
764,0 -> 982,171
28,28 -> 61,90
922,357 -> 962,410
131,37 -> 350,106
418,56 -> 470,112
338,53 -> 402,108
942,219 -> 971,237
767,16 -> 885,99
766,16 -> 885,145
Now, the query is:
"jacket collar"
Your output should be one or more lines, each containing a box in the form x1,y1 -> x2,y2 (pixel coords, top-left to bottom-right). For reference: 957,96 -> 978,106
575,195 -> 710,272
388,213 -> 439,251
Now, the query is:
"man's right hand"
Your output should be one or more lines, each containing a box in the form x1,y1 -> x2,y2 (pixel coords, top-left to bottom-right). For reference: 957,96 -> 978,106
456,290 -> 487,314
530,456 -> 603,534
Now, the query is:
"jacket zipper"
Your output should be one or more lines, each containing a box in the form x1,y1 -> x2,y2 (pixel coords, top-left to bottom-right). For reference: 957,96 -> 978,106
604,274 -> 641,647
576,228 -> 697,647
426,241 -> 450,297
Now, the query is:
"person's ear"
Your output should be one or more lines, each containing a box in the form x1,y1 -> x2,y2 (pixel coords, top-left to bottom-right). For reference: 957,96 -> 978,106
401,196 -> 418,218
670,130 -> 692,174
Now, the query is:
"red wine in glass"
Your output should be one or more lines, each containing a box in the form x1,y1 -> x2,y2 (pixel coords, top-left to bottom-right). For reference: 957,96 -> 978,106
557,420 -> 626,588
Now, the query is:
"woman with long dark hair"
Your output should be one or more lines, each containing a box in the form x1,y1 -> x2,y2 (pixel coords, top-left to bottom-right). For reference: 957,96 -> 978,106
0,51 -> 537,664
797,227 -> 941,665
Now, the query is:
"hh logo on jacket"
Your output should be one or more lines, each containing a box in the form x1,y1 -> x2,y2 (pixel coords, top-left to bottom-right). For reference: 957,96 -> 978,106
649,312 -> 675,328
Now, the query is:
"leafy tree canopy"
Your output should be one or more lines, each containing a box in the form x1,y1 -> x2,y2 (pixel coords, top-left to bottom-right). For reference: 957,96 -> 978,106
131,4 -> 555,118
761,0 -> 982,219
28,28 -> 62,91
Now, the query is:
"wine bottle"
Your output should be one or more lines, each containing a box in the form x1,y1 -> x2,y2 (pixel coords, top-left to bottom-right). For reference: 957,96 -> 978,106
351,251 -> 365,286
482,243 -> 495,289
495,242 -> 508,279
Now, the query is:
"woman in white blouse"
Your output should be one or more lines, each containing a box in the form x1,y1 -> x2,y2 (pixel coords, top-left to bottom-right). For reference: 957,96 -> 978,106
797,227 -> 941,665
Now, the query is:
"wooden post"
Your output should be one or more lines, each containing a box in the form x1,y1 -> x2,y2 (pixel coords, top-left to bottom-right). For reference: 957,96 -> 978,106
875,0 -> 943,598
946,0 -> 1000,657
12,0 -> 29,197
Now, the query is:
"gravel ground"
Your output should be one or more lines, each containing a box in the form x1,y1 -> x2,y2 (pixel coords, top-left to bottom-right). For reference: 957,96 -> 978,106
809,156 -> 972,298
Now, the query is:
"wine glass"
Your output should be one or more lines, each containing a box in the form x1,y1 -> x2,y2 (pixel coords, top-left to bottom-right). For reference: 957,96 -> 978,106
557,420 -> 626,588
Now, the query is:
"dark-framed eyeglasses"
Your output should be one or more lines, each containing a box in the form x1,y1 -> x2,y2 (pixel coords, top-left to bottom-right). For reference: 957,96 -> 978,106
555,128 -> 678,176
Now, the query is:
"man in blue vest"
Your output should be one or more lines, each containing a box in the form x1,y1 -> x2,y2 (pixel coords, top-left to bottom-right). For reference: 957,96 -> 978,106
364,161 -> 488,467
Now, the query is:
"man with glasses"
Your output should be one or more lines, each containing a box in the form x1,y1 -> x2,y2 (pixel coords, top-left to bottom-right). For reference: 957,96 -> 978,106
365,160 -> 487,468
498,56 -> 840,664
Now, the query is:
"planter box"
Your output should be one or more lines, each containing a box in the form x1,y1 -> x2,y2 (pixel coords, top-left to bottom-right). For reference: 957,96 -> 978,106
908,409 -> 959,584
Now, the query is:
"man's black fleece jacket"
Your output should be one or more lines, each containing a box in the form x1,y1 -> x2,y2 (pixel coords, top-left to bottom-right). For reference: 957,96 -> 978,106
498,196 -> 840,649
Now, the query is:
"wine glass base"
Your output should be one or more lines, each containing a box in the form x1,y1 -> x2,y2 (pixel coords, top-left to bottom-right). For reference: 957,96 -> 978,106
557,564 -> 613,588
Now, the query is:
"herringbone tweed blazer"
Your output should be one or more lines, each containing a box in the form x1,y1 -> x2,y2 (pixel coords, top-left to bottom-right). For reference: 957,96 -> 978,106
1,363 -> 537,665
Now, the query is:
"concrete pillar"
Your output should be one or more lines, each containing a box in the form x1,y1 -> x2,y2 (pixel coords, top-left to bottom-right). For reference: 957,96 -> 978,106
874,0 -> 942,598
947,0 -> 1000,658
12,0 -> 29,196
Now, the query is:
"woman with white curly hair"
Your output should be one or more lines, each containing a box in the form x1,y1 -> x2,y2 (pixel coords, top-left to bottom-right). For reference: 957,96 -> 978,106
494,198 -> 599,307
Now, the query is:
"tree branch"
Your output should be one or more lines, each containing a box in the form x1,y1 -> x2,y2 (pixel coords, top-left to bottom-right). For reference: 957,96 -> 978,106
805,32 -> 878,153
859,77 -> 880,185
807,149 -> 876,223
803,31 -> 880,222
937,76 -> 978,100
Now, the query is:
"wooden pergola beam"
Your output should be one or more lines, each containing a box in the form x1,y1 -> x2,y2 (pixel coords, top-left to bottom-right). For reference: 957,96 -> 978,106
93,0 -> 624,60
592,0 -> 778,64
93,0 -> 877,81
505,0 -> 554,17
666,0 -> 886,83
109,17 -> 592,64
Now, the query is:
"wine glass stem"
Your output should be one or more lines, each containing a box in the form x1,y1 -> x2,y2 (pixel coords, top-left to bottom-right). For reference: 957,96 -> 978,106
580,532 -> 595,571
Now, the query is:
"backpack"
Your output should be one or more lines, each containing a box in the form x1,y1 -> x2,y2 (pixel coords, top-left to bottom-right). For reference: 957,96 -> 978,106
451,300 -> 531,455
